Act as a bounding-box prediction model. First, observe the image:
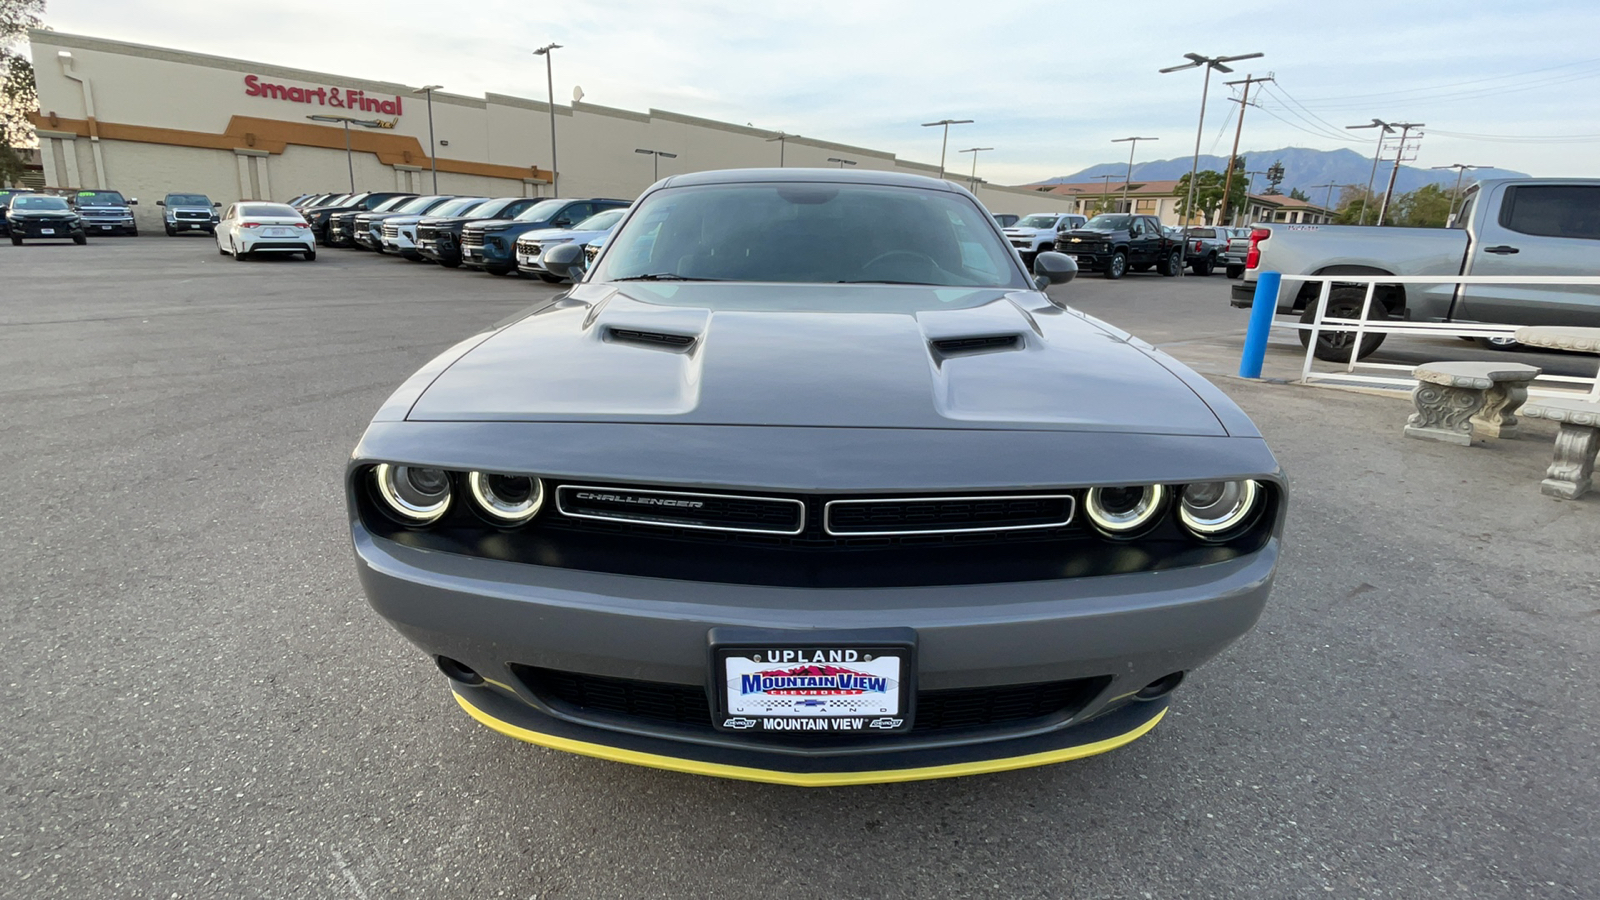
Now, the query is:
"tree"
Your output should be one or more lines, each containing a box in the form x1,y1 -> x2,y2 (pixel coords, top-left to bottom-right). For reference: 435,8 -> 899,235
1332,185 -> 1379,225
0,1 -> 43,185
1389,183 -> 1454,228
1174,169 -> 1247,225
1288,187 -> 1309,202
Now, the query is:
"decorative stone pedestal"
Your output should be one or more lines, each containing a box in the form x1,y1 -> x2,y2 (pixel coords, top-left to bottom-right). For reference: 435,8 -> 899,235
1404,362 -> 1542,445
1521,399 -> 1600,500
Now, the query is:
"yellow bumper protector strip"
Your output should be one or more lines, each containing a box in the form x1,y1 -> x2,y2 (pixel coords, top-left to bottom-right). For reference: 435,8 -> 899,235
453,691 -> 1165,787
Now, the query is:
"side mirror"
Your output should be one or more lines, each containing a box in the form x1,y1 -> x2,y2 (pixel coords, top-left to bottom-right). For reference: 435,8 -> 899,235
157,200 -> 166,206
129,198 -> 139,206
542,241 -> 587,280
213,202 -> 222,208
1032,251 -> 1077,288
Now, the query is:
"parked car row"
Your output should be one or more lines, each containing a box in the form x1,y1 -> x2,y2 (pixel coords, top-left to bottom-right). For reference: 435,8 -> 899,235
282,189 -> 633,282
1,186 -> 226,242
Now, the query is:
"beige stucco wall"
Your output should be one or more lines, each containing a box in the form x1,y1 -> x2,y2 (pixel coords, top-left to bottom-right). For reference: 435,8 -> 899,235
29,29 -> 1078,221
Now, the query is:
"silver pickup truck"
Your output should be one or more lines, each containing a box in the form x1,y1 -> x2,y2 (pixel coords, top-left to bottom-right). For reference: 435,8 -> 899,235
1229,177 -> 1600,359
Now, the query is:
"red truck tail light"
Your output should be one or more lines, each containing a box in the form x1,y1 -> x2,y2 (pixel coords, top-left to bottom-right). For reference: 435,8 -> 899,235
1246,227 -> 1271,269
1193,240 -> 1204,253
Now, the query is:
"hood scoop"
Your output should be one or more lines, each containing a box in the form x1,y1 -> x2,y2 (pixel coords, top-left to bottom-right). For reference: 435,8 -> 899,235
930,334 -> 1022,355
605,326 -> 698,350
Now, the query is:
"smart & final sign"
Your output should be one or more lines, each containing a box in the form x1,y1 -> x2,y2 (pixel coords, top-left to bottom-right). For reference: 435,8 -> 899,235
243,75 -> 404,117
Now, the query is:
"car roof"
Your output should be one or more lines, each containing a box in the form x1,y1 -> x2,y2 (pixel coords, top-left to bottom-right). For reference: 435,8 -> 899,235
658,167 -> 959,192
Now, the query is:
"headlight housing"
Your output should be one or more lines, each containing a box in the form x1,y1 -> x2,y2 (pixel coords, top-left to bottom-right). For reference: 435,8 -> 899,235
1178,480 -> 1262,539
1084,484 -> 1168,536
373,463 -> 452,524
467,472 -> 544,525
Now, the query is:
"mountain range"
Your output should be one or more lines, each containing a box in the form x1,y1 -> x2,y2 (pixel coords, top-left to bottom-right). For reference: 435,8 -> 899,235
1042,147 -> 1527,200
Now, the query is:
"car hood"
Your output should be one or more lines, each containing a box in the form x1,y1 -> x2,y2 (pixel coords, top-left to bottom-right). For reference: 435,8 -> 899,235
463,218 -> 531,230
10,209 -> 77,217
1061,228 -> 1121,238
1001,227 -> 1053,237
166,205 -> 214,213
518,226 -> 609,245
78,205 -> 131,213
406,284 -> 1228,435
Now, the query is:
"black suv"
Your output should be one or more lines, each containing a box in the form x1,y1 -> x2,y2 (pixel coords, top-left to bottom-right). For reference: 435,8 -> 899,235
416,197 -> 545,268
7,193 -> 87,245
303,192 -> 416,244
1054,213 -> 1183,279
0,188 -> 40,237
460,198 -> 631,275
328,194 -> 420,248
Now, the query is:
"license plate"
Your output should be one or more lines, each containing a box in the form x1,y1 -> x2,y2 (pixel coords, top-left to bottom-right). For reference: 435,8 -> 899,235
464,250 -> 482,260
100,225 -> 111,230
516,253 -> 530,264
712,629 -> 915,734
42,228 -> 56,235
265,228 -> 294,237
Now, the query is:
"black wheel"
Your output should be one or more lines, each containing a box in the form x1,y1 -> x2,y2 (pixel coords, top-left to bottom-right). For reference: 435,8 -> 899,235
1298,286 -> 1389,362
130,228 -> 138,237
1226,264 -> 1245,279
304,250 -> 317,261
1474,335 -> 1521,351
439,259 -> 461,268
537,273 -> 564,284
486,267 -> 510,276
164,226 -> 176,237
1156,250 -> 1181,277
1190,255 -> 1215,276
232,240 -> 248,262
73,235 -> 86,245
9,237 -> 20,246
1103,251 -> 1127,280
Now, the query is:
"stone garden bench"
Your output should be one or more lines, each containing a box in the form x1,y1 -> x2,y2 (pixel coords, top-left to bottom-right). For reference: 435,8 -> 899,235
1404,361 -> 1542,445
1520,398 -> 1600,500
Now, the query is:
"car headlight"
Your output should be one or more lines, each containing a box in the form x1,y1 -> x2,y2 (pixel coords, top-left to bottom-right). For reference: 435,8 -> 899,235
1178,480 -> 1262,539
467,472 -> 544,525
373,463 -> 452,524
1084,485 -> 1167,536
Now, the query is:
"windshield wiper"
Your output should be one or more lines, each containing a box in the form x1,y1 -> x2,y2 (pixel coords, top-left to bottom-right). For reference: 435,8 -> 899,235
835,279 -> 939,285
613,273 -> 724,282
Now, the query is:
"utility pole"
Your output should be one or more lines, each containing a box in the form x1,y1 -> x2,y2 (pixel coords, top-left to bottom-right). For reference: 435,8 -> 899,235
921,119 -> 973,180
1432,163 -> 1486,219
1111,136 -> 1158,213
1161,52 -> 1264,274
1091,173 -> 1119,214
1375,122 -> 1423,226
1220,74 -> 1272,226
1346,119 -> 1397,225
533,43 -> 563,196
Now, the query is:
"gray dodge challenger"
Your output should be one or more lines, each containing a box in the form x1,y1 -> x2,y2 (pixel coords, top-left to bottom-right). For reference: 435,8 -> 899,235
347,169 -> 1285,786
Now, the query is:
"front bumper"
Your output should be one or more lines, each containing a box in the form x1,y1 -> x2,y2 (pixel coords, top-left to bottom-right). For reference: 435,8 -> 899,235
166,218 -> 216,232
461,238 -> 514,269
81,218 -> 136,234
1058,249 -> 1112,271
9,221 -> 85,239
353,522 -> 1277,781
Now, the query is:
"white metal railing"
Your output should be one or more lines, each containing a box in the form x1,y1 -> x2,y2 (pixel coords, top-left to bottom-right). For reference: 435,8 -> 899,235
1268,273 -> 1600,400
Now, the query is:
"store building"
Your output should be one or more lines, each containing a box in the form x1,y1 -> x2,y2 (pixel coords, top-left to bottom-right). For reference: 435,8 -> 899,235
27,30 -> 1075,231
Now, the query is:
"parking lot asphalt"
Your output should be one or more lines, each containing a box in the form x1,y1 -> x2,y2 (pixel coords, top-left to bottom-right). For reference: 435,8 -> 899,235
3,239 -> 1597,899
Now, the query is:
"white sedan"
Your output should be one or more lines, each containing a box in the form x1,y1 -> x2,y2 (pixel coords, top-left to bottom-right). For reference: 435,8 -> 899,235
215,202 -> 316,261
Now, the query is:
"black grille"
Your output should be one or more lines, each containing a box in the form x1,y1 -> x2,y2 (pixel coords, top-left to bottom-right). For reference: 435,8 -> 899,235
515,666 -> 1108,735
930,335 -> 1020,354
826,495 -> 1072,535
606,328 -> 696,348
556,485 -> 803,534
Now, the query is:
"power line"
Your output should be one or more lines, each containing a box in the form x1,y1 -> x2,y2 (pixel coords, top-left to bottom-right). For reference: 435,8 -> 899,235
1282,64 -> 1600,111
1293,57 -> 1600,104
1265,81 -> 1372,142
1429,128 -> 1600,144
1249,100 -> 1370,143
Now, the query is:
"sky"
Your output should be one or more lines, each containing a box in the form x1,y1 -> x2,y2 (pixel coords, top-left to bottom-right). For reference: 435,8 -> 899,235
31,0 -> 1600,185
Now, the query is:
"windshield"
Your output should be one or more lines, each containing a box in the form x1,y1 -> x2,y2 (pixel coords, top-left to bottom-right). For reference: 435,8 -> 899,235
428,197 -> 489,217
76,190 -> 127,206
513,199 -> 569,222
371,196 -> 413,212
1015,214 -> 1060,229
165,194 -> 211,206
315,194 -> 353,207
13,196 -> 69,211
1084,215 -> 1132,230
593,182 -> 1027,287
466,197 -> 524,219
572,208 -> 626,231
238,203 -> 301,218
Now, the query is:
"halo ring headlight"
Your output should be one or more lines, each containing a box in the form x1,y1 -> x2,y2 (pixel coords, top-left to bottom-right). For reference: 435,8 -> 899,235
467,471 -> 544,525
373,463 -> 452,525
1084,484 -> 1168,535
1178,479 -> 1262,538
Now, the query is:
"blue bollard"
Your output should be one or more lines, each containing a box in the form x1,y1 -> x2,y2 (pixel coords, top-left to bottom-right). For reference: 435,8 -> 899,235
1238,271 -> 1282,379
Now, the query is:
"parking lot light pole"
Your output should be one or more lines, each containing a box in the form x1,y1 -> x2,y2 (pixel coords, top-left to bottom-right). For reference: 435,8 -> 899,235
1111,136 -> 1158,213
921,119 -> 973,180
1432,163 -> 1486,220
959,147 -> 993,191
533,43 -> 563,196
1160,52 -> 1263,276
827,157 -> 857,169
413,85 -> 443,193
306,114 -> 385,192
635,148 -> 678,182
765,131 -> 796,167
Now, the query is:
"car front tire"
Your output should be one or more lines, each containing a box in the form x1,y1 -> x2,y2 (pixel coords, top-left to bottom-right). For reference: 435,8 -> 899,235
11,236 -> 22,246
232,240 -> 248,261
1103,251 -> 1127,280
73,234 -> 86,245
1156,250 -> 1181,277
